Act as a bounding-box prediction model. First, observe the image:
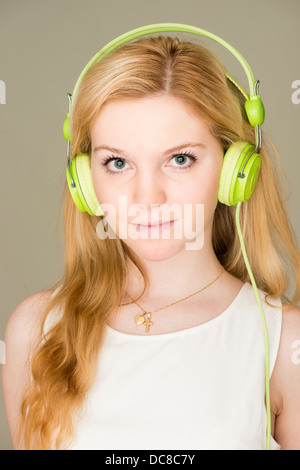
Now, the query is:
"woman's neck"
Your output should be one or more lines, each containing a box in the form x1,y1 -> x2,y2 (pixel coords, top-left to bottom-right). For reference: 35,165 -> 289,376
123,245 -> 225,307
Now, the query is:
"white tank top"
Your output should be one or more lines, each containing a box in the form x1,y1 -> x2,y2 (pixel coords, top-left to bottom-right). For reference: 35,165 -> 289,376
44,281 -> 282,450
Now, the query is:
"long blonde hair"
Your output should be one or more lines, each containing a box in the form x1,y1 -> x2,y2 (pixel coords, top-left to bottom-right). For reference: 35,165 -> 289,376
19,35 -> 300,449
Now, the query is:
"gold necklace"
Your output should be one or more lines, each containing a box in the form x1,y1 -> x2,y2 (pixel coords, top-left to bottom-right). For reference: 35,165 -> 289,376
126,268 -> 225,333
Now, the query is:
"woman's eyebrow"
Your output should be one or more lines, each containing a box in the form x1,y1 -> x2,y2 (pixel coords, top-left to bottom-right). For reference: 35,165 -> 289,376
92,142 -> 207,156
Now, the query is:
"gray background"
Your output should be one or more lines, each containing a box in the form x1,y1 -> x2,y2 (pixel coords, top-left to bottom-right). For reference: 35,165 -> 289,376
0,0 -> 299,450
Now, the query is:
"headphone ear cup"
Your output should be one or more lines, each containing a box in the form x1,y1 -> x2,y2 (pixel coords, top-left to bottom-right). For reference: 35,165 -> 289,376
217,141 -> 261,206
66,154 -> 104,216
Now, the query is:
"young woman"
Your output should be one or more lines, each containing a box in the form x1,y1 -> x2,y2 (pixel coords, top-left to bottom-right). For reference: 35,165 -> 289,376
2,28 -> 300,450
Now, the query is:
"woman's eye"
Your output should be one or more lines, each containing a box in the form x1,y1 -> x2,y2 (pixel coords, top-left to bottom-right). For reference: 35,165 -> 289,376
100,152 -> 198,175
100,157 -> 129,175
108,158 -> 127,171
169,154 -> 197,169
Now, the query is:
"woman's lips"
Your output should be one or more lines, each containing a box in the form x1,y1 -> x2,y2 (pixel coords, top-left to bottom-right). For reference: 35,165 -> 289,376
131,220 -> 176,234
137,220 -> 174,227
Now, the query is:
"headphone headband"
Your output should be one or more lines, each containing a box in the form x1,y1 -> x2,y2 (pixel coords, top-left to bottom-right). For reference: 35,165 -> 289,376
72,23 -> 257,99
63,23 -> 265,143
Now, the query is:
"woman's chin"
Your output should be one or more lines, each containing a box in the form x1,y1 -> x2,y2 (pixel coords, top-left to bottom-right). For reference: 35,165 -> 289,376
123,237 -> 187,262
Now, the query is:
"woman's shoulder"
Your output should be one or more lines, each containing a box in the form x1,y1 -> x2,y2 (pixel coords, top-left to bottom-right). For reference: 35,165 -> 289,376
3,289 -> 55,367
2,289 -> 54,449
272,303 -> 300,371
274,303 -> 300,375
270,304 -> 300,449
4,289 -> 54,346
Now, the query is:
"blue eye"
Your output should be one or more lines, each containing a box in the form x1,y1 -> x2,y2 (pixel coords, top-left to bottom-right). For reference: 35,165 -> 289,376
100,151 -> 198,175
99,155 -> 127,175
171,153 -> 197,169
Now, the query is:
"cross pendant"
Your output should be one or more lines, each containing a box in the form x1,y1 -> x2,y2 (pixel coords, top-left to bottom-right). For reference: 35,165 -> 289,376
143,313 -> 153,333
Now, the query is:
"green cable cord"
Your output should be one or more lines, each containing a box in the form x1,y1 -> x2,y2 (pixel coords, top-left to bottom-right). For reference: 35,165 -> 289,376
235,201 -> 271,450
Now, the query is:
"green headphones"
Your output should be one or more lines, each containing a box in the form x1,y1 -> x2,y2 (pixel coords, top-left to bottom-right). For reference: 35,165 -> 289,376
63,23 -> 265,215
62,24 -> 272,450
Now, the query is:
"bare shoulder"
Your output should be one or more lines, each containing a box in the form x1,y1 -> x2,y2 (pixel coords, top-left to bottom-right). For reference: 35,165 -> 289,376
4,290 -> 53,345
272,304 -> 300,384
277,304 -> 300,365
271,304 -> 300,449
1,289 -> 53,449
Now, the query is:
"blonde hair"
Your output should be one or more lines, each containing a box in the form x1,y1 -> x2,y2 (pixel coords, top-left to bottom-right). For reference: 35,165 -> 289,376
19,35 -> 300,449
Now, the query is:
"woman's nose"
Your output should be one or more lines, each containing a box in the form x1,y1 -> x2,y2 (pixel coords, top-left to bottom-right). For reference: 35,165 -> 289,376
132,170 -> 168,208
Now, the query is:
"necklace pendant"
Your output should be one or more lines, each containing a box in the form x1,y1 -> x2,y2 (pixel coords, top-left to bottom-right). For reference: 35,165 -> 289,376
143,313 -> 153,333
135,314 -> 145,326
134,313 -> 153,333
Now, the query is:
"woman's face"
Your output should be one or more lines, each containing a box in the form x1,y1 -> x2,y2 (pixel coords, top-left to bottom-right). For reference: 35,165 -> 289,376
90,94 -> 224,262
